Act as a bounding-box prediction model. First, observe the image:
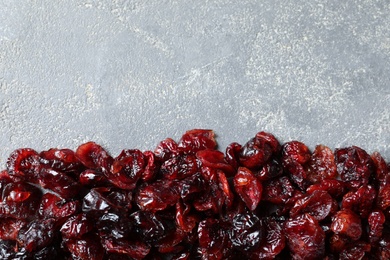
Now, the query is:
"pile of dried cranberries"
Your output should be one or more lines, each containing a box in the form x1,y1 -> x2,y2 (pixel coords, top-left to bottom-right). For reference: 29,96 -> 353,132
0,129 -> 389,259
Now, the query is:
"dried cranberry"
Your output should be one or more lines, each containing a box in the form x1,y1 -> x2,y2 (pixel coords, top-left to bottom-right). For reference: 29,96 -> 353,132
290,190 -> 333,221
82,187 -> 132,213
17,218 -> 56,252
39,193 -> 79,220
0,218 -> 26,240
75,142 -> 113,174
6,148 -> 41,180
228,212 -> 263,253
233,167 -> 262,211
225,142 -> 242,170
40,148 -> 83,175
101,236 -> 151,259
110,149 -> 146,190
65,234 -> 104,260
196,150 -> 235,177
262,176 -> 295,204
60,213 -> 93,239
251,218 -> 285,259
367,209 -> 385,243
136,180 -> 179,212
177,129 -> 216,154
239,132 -> 279,170
198,218 -> 231,259
154,138 -> 180,161
341,185 -> 376,218
160,154 -> 198,180
285,213 -> 325,259
335,146 -> 373,190
306,145 -> 337,183
79,169 -> 109,187
256,158 -> 283,181
306,179 -> 346,198
331,209 -> 362,241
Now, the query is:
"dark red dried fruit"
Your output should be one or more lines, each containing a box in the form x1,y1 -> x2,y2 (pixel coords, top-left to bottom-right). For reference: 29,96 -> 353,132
290,190 -> 333,221
285,213 -> 325,259
306,145 -> 337,183
233,167 -> 262,211
0,129 -> 389,259
331,209 -> 362,241
110,149 -> 146,190
335,146 -> 373,190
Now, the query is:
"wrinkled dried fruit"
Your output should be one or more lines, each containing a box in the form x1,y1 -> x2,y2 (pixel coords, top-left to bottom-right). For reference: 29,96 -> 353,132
0,130 -> 388,259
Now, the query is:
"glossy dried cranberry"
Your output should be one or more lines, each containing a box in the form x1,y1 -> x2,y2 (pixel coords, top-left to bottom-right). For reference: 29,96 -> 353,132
198,218 -> 231,259
233,167 -> 262,211
239,132 -> 279,170
79,169 -> 109,187
154,138 -> 180,161
160,154 -> 198,180
142,151 -> 158,181
82,187 -> 132,213
306,179 -> 346,198
177,129 -> 216,154
371,151 -> 390,183
17,218 -> 56,252
251,218 -> 285,259
262,176 -> 295,204
290,190 -> 333,221
60,213 -> 93,239
7,148 -> 41,180
225,142 -> 242,170
229,212 -> 263,253
339,241 -> 370,260
196,150 -> 235,177
40,148 -> 83,175
65,234 -> 104,260
136,180 -> 179,212
341,185 -> 376,218
110,149 -> 146,190
0,182 -> 42,219
39,193 -> 79,219
306,145 -> 337,183
335,146 -> 373,190
368,209 -> 385,243
101,236 -> 151,259
285,213 -> 325,259
75,142 -> 113,174
331,209 -> 362,241
176,201 -> 197,233
256,158 -> 283,181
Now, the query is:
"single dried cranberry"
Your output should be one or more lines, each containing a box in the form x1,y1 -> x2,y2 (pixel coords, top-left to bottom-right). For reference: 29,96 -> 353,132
110,149 -> 146,190
225,142 -> 242,170
196,150 -> 235,177
339,241 -> 371,260
65,234 -> 104,260
228,212 -> 263,253
17,218 -> 56,252
177,129 -> 217,154
131,211 -> 168,244
371,151 -> 390,183
160,154 -> 199,180
306,145 -> 337,183
262,176 -> 295,204
217,170 -> 234,209
82,187 -> 132,213
331,209 -> 362,241
335,146 -> 374,190
239,132 -> 278,170
233,167 -> 262,211
285,213 -> 325,260
176,201 -> 197,232
75,142 -> 113,174
142,151 -> 158,181
136,180 -> 179,212
40,148 -> 83,175
282,141 -> 311,164
178,173 -> 205,201
0,182 -> 42,219
7,148 -> 41,180
39,193 -> 79,220
306,179 -> 346,198
256,158 -> 283,181
290,190 -> 333,221
198,218 -> 231,259
34,168 -> 81,199
251,218 -> 285,260
341,185 -> 376,218
0,218 -> 26,240
154,138 -> 180,161
60,213 -> 93,239
367,209 -> 385,243
79,169 -> 109,187
377,183 -> 390,211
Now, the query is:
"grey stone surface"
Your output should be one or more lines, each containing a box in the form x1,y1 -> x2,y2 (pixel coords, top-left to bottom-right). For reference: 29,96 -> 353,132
0,0 -> 389,166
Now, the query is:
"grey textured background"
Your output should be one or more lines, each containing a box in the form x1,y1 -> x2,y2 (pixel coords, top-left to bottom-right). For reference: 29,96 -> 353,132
0,0 -> 389,167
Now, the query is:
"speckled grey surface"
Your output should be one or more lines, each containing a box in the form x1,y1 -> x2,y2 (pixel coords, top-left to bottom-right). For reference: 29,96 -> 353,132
0,0 -> 389,166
